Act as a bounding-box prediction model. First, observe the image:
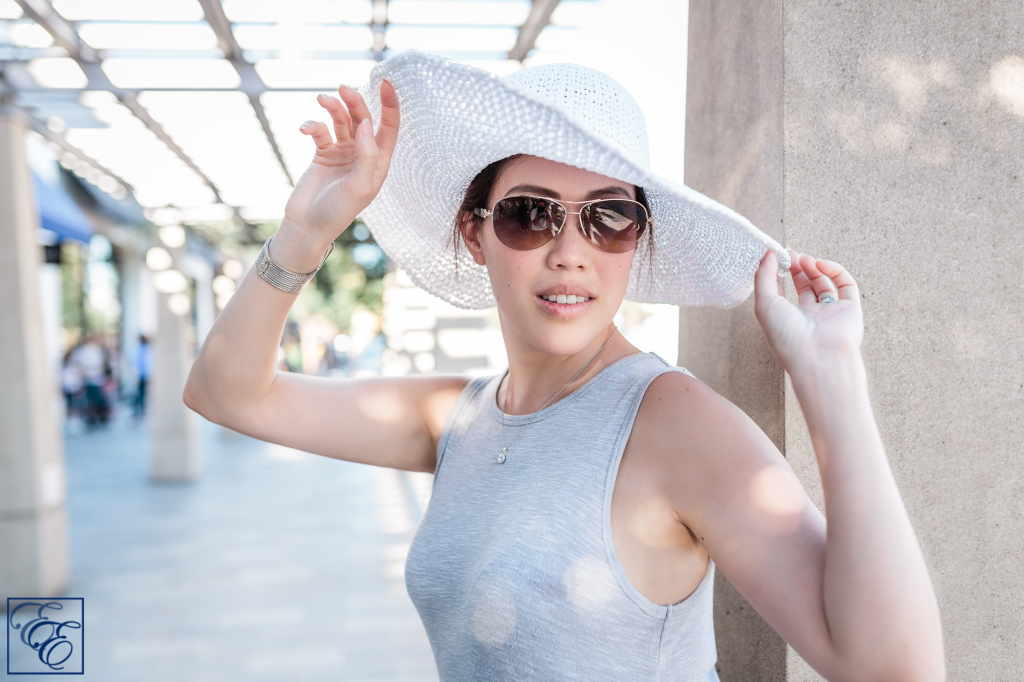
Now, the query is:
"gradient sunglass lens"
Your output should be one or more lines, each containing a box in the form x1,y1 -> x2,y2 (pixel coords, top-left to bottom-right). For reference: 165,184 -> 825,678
581,200 -> 647,253
492,197 -> 564,250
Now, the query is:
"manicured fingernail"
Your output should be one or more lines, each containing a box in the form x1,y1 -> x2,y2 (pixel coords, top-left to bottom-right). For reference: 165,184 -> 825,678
358,118 -> 371,138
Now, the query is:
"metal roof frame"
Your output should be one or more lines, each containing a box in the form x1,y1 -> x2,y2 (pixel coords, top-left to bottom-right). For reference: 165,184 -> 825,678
4,0 -> 563,215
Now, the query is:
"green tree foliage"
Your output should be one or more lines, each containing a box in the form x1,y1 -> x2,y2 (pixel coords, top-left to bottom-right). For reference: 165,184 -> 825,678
190,216 -> 389,333
256,219 -> 389,331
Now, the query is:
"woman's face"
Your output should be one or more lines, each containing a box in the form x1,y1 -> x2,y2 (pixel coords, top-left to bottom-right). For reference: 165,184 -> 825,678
462,155 -> 636,358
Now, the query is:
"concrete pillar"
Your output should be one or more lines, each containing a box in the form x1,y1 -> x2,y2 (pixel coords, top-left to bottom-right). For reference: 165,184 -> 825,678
120,249 -> 143,397
139,259 -> 158,338
683,1 -> 1024,679
149,243 -> 200,482
680,2 -> 787,679
0,113 -> 69,602
182,253 -> 215,347
39,262 -> 66,422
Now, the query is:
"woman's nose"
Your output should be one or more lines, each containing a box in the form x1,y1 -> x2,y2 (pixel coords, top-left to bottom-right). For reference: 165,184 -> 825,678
546,211 -> 590,269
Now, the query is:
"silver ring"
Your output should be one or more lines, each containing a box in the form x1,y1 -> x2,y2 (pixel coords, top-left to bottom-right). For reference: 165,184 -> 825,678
818,293 -> 839,304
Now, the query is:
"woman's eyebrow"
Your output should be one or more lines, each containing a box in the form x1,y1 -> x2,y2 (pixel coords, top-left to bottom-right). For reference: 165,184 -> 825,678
505,184 -> 559,198
585,186 -> 633,199
503,184 -> 633,199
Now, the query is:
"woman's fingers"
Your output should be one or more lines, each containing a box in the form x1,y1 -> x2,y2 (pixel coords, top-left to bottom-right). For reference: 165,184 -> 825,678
791,267 -> 819,307
815,259 -> 861,302
797,254 -> 833,287
375,79 -> 400,156
797,253 -> 839,303
318,93 -> 353,143
349,118 -> 381,199
786,248 -> 803,277
339,85 -> 374,131
786,250 -> 819,306
300,120 -> 334,149
785,249 -> 860,306
754,251 -> 783,310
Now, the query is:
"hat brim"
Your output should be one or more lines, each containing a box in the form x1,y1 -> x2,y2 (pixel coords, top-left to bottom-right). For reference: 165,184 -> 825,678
358,51 -> 788,310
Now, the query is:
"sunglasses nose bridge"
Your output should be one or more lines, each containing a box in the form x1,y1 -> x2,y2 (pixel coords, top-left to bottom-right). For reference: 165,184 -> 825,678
542,202 -> 568,238
563,207 -> 596,244
546,208 -> 597,257
549,203 -> 585,232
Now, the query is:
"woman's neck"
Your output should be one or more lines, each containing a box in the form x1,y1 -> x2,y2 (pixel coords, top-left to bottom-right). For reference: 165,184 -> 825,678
497,322 -> 641,416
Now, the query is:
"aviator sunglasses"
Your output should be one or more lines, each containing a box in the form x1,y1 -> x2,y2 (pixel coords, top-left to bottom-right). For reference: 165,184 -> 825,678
474,195 -> 652,254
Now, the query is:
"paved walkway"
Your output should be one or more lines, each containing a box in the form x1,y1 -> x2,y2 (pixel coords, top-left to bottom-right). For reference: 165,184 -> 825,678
8,411 -> 438,681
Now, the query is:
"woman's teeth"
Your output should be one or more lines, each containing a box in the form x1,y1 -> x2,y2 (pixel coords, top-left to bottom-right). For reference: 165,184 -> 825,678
543,294 -> 589,304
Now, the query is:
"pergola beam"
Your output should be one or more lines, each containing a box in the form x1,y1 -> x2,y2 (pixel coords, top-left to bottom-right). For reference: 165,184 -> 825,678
12,0 -> 235,211
197,0 -> 295,186
2,73 -> 135,195
509,0 -> 562,62
8,0 -> 554,210
118,92 -> 225,205
20,106 -> 135,193
12,0 -> 95,63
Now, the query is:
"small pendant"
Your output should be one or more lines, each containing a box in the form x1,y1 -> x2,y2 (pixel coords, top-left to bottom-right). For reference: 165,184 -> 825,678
497,448 -> 507,464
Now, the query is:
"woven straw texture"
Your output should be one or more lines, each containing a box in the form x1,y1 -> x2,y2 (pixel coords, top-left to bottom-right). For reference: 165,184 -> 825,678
358,51 -> 788,309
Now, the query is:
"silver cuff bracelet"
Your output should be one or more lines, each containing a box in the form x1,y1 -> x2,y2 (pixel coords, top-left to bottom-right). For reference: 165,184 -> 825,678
255,235 -> 335,294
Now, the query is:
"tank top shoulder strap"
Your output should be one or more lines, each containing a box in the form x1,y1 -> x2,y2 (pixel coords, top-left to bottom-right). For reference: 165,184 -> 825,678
592,353 -> 698,594
600,354 -> 696,472
597,352 -> 695,405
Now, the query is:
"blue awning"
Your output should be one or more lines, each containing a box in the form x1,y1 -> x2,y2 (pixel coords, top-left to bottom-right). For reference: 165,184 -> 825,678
33,172 -> 94,243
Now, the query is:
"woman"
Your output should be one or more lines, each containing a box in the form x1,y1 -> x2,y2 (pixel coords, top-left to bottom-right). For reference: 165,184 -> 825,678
185,53 -> 944,681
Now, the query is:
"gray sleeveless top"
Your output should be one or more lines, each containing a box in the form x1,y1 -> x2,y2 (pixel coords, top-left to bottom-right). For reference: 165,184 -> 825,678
405,352 -> 719,681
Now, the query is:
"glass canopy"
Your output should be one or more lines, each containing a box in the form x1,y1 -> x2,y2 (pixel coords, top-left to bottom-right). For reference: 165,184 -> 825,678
0,0 -> 601,221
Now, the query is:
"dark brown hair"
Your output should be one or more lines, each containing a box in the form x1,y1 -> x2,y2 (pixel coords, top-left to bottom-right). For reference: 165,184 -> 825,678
447,155 -> 656,290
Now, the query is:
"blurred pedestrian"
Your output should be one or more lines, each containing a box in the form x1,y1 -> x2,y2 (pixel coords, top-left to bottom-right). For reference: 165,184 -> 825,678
133,335 -> 152,419
73,333 -> 111,427
61,346 -> 85,429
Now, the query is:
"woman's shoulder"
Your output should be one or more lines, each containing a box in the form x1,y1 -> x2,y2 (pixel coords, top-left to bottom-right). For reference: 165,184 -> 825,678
642,362 -> 718,411
627,366 -> 779,521
634,366 -> 769,468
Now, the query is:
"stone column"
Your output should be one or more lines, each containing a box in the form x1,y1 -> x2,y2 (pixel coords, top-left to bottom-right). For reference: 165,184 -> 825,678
0,112 -> 69,602
680,2 -> 788,679
38,260 -> 66,423
119,248 -> 143,398
182,253 -> 215,347
149,243 -> 200,482
683,1 -> 1024,679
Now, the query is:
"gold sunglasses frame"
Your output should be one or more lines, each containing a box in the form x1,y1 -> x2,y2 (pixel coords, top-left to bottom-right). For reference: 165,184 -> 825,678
472,195 -> 654,251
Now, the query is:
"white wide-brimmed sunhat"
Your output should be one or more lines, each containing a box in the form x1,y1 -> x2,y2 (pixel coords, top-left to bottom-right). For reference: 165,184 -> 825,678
357,51 -> 788,310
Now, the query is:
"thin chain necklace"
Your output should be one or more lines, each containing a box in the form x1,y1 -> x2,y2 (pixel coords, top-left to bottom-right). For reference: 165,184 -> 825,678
497,328 -> 616,464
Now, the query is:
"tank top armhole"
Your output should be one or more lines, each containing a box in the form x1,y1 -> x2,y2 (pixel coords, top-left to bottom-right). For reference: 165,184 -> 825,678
601,361 -> 700,619
434,376 -> 493,479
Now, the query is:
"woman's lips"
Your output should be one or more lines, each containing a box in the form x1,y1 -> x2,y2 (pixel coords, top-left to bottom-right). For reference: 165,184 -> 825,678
535,294 -> 595,318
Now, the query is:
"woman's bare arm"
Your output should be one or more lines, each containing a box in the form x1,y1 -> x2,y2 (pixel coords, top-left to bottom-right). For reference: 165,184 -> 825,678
185,263 -> 466,472
647,252 -> 944,681
184,81 -> 467,473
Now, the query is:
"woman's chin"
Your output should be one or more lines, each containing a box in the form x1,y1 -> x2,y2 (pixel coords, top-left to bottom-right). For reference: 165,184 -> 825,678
504,314 -> 612,358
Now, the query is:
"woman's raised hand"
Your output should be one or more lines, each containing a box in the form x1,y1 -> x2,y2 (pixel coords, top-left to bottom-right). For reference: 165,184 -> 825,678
753,248 -> 865,376
273,80 -> 399,272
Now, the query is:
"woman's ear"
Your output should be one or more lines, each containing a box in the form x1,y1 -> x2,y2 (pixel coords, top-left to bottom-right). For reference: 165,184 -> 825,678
460,217 -> 487,266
